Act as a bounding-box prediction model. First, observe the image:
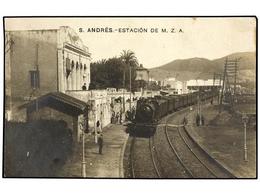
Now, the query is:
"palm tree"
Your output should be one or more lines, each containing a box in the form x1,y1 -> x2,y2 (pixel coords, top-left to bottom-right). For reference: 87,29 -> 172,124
120,50 -> 138,112
120,50 -> 138,66
120,49 -> 138,89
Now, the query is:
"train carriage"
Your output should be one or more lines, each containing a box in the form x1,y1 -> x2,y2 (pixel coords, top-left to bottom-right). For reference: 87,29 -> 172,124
161,96 -> 175,113
156,98 -> 169,118
132,90 -> 217,135
169,95 -> 181,110
183,94 -> 189,107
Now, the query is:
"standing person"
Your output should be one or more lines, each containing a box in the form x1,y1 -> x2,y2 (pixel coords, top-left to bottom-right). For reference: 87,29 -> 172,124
119,110 -> 122,124
96,120 -> 101,132
97,132 -> 103,154
82,83 -> 87,90
131,106 -> 136,120
111,111 -> 115,124
116,112 -> 119,124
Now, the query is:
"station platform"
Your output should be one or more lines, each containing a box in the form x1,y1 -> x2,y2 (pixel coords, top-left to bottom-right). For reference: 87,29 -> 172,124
185,103 -> 256,178
57,124 -> 128,178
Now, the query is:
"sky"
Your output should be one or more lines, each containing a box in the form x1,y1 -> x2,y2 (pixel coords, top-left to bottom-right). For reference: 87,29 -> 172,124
5,17 -> 256,68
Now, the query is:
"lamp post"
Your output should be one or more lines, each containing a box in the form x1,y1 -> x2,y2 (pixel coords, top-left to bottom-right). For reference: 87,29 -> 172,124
242,114 -> 249,162
81,111 -> 88,178
82,131 -> 86,177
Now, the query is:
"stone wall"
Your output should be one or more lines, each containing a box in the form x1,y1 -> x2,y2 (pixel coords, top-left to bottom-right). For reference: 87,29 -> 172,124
5,30 -> 58,121
27,107 -> 78,141
66,90 -> 111,130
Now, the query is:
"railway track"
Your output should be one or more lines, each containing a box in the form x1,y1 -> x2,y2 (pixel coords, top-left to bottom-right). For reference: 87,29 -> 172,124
128,101 -> 236,178
181,125 -> 236,178
152,115 -> 192,178
164,120 -> 236,178
165,126 -> 216,178
130,136 -> 162,178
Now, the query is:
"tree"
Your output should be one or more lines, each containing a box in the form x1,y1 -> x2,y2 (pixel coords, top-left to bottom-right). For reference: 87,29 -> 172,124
89,50 -> 140,91
120,50 -> 138,92
90,58 -> 125,89
120,50 -> 138,66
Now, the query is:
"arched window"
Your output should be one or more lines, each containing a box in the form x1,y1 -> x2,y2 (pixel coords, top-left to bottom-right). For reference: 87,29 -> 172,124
66,57 -> 70,70
76,62 -> 79,69
84,64 -> 87,70
71,61 -> 75,69
66,58 -> 71,78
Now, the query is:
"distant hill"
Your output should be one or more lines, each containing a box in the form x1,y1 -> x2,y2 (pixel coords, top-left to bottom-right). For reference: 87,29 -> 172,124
149,52 -> 256,82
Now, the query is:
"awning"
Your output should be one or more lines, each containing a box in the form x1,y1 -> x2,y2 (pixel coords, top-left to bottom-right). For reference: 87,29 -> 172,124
20,92 -> 88,116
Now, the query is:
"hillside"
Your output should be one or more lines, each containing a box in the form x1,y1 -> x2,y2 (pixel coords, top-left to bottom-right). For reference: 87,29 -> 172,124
149,52 -> 256,81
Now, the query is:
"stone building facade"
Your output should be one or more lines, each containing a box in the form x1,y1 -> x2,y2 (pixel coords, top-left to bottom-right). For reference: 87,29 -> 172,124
135,64 -> 149,81
5,26 -> 91,121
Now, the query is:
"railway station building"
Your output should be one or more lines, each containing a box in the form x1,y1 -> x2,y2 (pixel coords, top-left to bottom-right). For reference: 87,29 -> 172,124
5,26 -> 92,142
5,26 -> 91,122
187,79 -> 222,91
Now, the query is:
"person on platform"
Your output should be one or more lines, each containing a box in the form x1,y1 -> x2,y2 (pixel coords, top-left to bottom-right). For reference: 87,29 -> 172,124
96,120 -> 102,132
97,132 -> 103,154
119,110 -> 122,124
82,83 -> 87,90
116,112 -> 119,124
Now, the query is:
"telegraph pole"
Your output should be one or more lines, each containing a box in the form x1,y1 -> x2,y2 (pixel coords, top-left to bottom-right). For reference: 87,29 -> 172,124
219,58 -> 240,112
129,64 -> 132,110
199,88 -> 202,126
123,70 -> 125,113
219,58 -> 227,113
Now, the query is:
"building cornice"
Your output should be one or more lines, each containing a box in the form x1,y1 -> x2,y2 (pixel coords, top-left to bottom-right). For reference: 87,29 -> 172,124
64,43 -> 91,58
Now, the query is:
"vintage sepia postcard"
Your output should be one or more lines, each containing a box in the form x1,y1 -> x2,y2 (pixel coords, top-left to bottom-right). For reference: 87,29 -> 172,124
3,16 -> 257,178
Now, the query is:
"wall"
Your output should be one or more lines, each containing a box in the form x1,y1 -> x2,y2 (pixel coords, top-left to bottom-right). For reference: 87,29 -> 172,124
6,30 -> 58,121
27,107 -> 78,141
136,69 -> 149,81
5,33 -> 12,120
66,90 -> 111,130
66,90 -> 145,129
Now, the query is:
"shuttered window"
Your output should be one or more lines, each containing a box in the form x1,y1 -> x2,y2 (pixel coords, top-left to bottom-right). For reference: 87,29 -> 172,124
30,70 -> 40,89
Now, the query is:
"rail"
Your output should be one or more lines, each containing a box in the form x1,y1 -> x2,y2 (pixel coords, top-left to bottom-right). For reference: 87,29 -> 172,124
130,137 -> 136,178
164,126 -> 194,178
149,136 -> 162,178
130,136 -> 162,178
177,126 -> 218,177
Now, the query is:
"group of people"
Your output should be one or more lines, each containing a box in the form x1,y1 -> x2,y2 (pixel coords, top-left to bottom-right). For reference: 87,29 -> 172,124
125,107 -> 136,121
111,107 -> 136,124
111,111 -> 122,124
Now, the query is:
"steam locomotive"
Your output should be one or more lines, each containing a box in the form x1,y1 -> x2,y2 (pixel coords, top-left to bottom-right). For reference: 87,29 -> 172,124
133,90 -> 217,129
